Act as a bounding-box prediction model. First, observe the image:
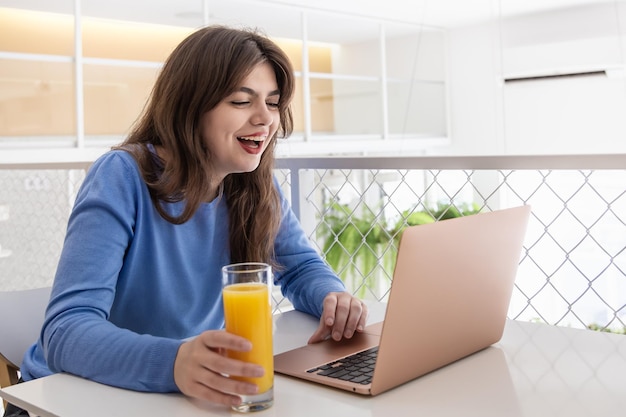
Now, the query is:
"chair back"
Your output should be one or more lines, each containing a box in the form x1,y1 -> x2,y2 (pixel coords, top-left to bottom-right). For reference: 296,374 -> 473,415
0,287 -> 51,368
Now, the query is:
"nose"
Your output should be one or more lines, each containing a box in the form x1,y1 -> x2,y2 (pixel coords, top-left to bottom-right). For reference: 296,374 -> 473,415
251,102 -> 274,126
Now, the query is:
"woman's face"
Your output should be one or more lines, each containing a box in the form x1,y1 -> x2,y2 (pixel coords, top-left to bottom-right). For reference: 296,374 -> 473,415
200,61 -> 281,182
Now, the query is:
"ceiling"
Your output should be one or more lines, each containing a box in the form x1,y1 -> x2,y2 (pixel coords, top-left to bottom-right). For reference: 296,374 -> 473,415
0,0 -> 621,42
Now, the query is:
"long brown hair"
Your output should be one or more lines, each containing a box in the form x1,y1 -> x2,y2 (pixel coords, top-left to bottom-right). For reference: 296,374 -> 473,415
116,25 -> 295,266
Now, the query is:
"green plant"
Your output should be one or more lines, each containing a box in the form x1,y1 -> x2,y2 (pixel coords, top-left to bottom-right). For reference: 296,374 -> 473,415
528,319 -> 626,334
388,201 -> 480,240
587,323 -> 626,334
318,203 -> 394,297
318,200 -> 481,298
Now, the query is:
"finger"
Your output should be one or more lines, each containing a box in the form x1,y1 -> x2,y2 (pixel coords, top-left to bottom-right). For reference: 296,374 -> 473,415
199,330 -> 253,352
176,334 -> 266,404
330,293 -> 352,341
189,372 -> 259,405
337,298 -> 365,338
321,293 -> 339,327
196,333 -> 265,378
200,389 -> 243,408
308,293 -> 343,344
184,379 -> 241,407
356,302 -> 368,332
307,319 -> 332,344
206,352 -> 266,379
344,300 -> 368,338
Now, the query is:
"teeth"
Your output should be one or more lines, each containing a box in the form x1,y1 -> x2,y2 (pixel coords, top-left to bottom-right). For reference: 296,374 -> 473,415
238,136 -> 266,142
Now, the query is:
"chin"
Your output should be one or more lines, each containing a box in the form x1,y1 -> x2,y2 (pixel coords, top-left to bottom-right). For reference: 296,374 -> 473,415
236,161 -> 262,173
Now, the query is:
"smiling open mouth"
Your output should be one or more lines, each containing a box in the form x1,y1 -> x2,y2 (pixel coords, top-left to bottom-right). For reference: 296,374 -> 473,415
237,136 -> 264,149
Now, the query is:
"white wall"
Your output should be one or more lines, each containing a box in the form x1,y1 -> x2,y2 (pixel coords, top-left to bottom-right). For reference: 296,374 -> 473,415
446,22 -> 504,155
446,3 -> 626,156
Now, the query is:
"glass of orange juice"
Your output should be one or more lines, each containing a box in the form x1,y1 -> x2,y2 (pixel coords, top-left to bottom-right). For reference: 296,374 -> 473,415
222,262 -> 274,412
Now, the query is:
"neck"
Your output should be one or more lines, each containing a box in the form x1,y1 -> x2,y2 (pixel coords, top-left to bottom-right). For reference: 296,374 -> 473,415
206,180 -> 224,202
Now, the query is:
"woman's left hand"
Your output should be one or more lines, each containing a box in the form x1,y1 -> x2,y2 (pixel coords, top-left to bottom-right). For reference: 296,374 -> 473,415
307,291 -> 368,344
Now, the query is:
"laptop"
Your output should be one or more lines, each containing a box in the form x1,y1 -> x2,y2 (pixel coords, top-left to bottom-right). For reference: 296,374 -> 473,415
274,205 -> 531,396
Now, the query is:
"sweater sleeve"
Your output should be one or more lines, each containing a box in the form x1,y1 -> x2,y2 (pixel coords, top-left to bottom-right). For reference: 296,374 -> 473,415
273,183 -> 347,318
37,152 -> 181,392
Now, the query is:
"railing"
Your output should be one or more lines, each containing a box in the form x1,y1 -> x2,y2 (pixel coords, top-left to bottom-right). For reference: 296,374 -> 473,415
2,153 -> 626,332
276,154 -> 626,332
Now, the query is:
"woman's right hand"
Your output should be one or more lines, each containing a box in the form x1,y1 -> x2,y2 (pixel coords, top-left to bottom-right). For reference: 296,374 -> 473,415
173,330 -> 265,407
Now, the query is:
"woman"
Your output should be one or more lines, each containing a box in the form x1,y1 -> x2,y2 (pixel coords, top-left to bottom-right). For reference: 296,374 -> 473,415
12,25 -> 367,413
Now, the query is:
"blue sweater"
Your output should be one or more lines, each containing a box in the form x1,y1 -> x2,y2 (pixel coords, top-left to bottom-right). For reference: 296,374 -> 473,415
21,150 -> 345,392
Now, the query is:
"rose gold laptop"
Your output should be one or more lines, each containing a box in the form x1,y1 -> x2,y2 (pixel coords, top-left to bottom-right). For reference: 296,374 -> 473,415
274,205 -> 531,396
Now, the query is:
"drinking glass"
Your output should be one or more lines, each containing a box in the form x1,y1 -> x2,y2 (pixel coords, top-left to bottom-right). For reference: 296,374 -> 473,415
222,262 -> 274,412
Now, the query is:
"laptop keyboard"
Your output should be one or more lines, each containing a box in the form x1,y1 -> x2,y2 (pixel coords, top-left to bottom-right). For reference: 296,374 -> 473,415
306,346 -> 378,385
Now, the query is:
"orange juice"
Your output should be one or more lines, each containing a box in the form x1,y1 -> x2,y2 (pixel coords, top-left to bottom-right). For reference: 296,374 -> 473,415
223,282 -> 273,393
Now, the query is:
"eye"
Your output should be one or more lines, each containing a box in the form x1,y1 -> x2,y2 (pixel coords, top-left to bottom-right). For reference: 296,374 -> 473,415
267,102 -> 280,109
231,101 -> 250,106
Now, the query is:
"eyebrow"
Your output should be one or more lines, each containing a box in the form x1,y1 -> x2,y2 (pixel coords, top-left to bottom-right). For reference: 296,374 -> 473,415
238,86 -> 280,97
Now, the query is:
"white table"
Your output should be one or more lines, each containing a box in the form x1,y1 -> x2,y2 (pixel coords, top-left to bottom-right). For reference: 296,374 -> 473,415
1,302 -> 625,417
